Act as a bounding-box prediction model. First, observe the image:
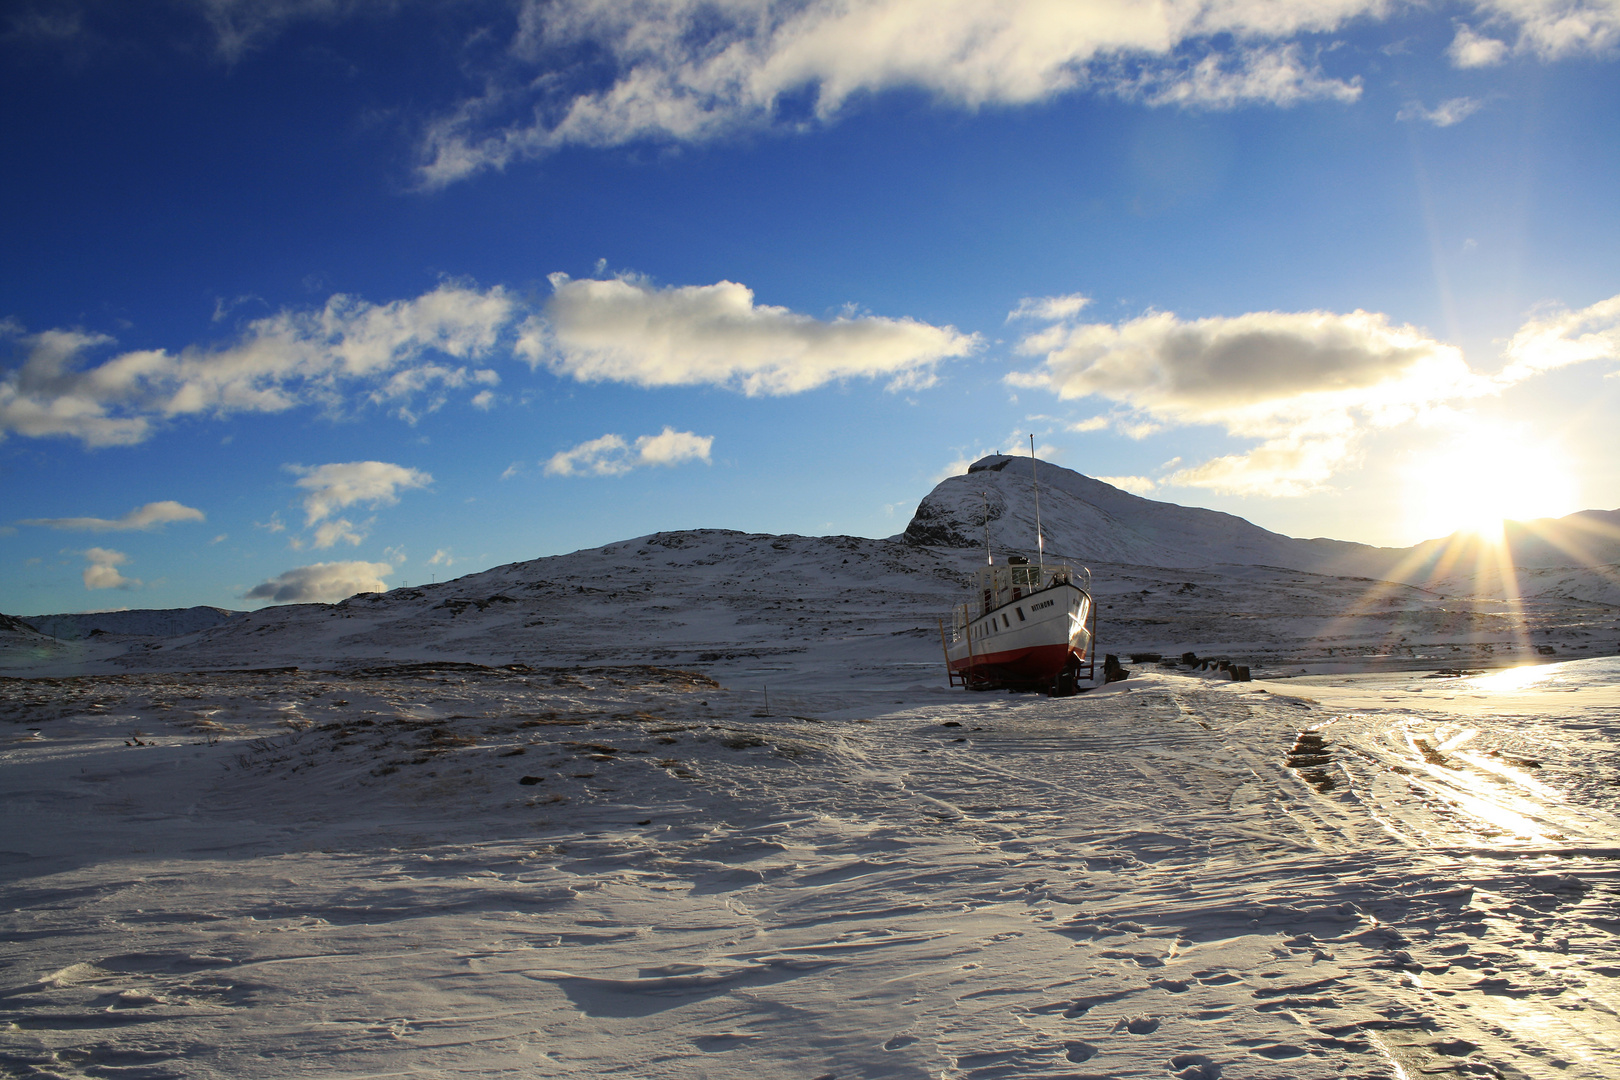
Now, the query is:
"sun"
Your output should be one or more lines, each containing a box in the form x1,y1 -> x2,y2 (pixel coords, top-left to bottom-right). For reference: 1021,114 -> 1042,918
1402,424 -> 1579,543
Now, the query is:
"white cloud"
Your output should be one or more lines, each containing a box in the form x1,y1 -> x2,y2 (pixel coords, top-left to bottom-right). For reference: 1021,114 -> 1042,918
522,274 -> 976,395
1012,308 -> 1480,416
1068,416 -> 1112,433
0,284 -> 517,447
83,547 -> 138,590
1397,96 -> 1485,126
1010,305 -> 1492,495
311,517 -> 366,549
416,0 -> 1377,186
1127,43 -> 1361,110
289,460 -> 432,526
1448,24 -> 1511,66
1163,417 -> 1359,496
1009,294 -> 1091,322
545,426 -> 714,477
1475,0 -> 1620,61
635,425 -> 715,467
427,548 -> 462,566
1096,475 -> 1158,495
21,500 -> 205,532
1498,292 -> 1620,381
244,560 -> 392,604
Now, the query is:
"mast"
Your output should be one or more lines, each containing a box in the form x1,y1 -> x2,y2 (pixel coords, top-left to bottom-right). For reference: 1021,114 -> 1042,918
1029,434 -> 1044,573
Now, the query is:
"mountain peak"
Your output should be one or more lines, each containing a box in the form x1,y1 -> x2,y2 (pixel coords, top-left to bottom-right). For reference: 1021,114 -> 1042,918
905,456 -> 1387,573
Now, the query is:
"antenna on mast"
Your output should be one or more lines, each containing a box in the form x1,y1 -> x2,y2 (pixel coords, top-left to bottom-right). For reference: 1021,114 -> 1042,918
1029,434 -> 1044,574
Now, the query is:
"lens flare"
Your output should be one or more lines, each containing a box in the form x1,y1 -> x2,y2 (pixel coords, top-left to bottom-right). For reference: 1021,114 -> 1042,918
1402,423 -> 1578,543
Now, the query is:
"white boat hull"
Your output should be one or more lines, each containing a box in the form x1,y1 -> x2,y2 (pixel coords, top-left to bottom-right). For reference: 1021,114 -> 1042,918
946,581 -> 1092,692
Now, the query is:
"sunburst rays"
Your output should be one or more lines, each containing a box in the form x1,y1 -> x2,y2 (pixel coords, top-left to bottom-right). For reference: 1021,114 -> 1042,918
1321,511 -> 1620,666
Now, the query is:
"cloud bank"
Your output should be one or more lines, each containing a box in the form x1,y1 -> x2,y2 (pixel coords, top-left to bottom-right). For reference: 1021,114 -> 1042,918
0,285 -> 513,447
28,2 -> 1620,188
3,275 -> 972,446
21,500 -> 204,532
244,560 -> 393,604
1011,290 -> 1620,495
1009,305 -> 1491,495
1460,2 -> 1620,64
544,426 -> 714,477
522,274 -> 975,395
419,0 -> 1374,185
413,0 -> 1620,186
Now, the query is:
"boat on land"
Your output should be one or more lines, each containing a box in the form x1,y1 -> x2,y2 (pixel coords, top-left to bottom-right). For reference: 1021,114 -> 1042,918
939,437 -> 1097,695
942,555 -> 1095,695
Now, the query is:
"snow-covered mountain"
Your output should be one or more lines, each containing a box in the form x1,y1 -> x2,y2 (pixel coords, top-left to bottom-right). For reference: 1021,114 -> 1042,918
902,454 -> 1401,575
5,457 -> 1617,679
903,455 -> 1620,595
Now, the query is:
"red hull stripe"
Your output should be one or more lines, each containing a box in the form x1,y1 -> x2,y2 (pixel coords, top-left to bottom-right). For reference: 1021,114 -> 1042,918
950,642 -> 1079,682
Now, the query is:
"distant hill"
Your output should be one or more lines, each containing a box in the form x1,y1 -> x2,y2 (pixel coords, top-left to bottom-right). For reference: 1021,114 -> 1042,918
19,606 -> 245,641
0,611 -> 72,670
1402,509 -> 1620,575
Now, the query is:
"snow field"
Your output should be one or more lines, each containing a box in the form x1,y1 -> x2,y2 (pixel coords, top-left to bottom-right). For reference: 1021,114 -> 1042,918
3,663 -> 1618,1079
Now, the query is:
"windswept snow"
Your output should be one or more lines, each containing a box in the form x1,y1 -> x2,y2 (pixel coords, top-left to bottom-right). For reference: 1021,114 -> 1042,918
2,661 -> 1617,1078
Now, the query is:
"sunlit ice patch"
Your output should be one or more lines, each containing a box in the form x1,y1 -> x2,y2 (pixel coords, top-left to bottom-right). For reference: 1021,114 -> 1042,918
1465,656 -> 1620,694
1468,664 -> 1561,693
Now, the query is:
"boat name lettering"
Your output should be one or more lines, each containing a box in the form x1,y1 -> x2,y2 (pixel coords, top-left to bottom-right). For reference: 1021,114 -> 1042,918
1030,599 -> 1055,611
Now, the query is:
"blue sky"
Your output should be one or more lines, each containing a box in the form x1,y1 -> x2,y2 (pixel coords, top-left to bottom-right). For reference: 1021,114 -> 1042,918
4,0 -> 1619,614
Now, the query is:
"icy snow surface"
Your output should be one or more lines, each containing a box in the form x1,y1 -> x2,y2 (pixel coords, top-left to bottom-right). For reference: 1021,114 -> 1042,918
2,661 -> 1618,1079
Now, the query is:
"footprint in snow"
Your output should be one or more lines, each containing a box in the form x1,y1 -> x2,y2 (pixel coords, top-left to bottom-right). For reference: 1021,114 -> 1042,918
1064,1041 -> 1098,1062
1030,990 -> 1136,1018
1169,1053 -> 1222,1079
882,1034 -> 917,1051
1250,1044 -> 1306,1059
1194,971 -> 1242,986
1114,1015 -> 1160,1035
692,1032 -> 758,1051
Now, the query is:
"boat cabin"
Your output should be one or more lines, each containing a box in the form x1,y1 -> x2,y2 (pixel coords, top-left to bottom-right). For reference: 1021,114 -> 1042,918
967,556 -> 1075,621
